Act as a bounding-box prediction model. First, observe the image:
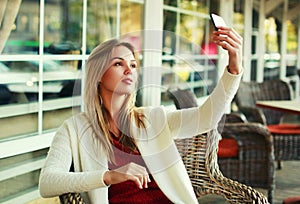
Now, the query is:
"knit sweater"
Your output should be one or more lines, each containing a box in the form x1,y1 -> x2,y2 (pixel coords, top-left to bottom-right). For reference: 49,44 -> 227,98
39,69 -> 242,204
108,132 -> 172,203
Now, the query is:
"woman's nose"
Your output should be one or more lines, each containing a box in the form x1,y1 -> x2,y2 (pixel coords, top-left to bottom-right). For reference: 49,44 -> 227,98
124,62 -> 133,75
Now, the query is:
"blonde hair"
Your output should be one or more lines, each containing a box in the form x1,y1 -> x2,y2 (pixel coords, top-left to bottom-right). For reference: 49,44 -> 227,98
84,38 -> 145,161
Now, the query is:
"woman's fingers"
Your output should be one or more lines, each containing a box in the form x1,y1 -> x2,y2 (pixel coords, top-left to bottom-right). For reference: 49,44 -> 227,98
212,27 -> 242,51
211,26 -> 243,73
104,162 -> 151,189
141,174 -> 151,188
124,163 -> 150,188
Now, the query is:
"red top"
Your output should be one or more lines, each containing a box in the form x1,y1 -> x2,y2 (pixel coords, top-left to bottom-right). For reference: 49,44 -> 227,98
108,133 -> 173,204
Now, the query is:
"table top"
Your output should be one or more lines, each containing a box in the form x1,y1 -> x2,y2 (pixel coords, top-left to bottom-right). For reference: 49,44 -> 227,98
256,100 -> 300,115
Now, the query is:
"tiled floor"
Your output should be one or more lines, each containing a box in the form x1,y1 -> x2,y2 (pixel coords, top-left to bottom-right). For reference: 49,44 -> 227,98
27,161 -> 300,204
270,161 -> 300,204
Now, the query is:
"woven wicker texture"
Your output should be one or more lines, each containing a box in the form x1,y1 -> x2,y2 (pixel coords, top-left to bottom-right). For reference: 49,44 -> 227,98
218,123 -> 275,203
59,192 -> 85,204
168,88 -> 272,203
175,129 -> 269,203
234,79 -> 300,164
234,79 -> 292,125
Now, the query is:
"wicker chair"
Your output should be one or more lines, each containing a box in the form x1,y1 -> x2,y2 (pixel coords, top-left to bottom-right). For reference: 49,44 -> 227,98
234,79 -> 293,125
217,123 -> 275,203
168,88 -> 272,203
175,128 -> 270,203
218,111 -> 275,203
234,79 -> 300,168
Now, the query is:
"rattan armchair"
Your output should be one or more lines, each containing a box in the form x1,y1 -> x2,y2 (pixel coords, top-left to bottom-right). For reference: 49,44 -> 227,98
175,128 -> 270,203
217,123 -> 275,203
234,79 -> 300,168
168,88 -> 272,203
234,79 -> 293,125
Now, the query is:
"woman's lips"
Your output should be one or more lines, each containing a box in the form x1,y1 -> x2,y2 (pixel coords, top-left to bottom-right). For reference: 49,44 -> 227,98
122,78 -> 133,85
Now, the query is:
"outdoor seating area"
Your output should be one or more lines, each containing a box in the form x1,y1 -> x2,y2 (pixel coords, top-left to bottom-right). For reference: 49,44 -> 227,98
1,0 -> 300,203
233,79 -> 300,169
168,85 -> 299,204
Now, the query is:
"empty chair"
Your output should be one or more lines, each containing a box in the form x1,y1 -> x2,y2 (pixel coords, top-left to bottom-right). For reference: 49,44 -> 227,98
234,79 -> 300,168
234,79 -> 293,125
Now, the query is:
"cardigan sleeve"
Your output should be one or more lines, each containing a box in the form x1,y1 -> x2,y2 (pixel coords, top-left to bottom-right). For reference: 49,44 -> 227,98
39,117 -> 109,198
166,68 -> 242,138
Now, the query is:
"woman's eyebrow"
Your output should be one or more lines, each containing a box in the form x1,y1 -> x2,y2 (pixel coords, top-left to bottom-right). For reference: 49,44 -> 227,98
110,57 -> 136,62
110,57 -> 124,61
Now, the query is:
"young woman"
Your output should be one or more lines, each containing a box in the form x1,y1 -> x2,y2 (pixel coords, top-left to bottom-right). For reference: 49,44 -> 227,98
39,27 -> 243,204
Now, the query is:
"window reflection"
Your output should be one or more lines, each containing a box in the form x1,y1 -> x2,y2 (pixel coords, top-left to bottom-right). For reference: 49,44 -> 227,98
87,0 -> 117,53
0,61 -> 39,104
44,0 -> 83,51
0,61 -> 81,105
3,0 -> 39,54
0,149 -> 48,198
161,1 -> 217,103
0,112 -> 38,140
3,0 -> 84,54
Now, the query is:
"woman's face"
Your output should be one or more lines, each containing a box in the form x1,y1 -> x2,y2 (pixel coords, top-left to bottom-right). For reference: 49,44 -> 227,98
100,45 -> 138,96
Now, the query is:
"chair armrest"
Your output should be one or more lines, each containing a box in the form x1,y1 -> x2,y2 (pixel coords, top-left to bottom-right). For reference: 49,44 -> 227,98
239,106 -> 267,125
220,123 -> 274,160
218,112 -> 248,132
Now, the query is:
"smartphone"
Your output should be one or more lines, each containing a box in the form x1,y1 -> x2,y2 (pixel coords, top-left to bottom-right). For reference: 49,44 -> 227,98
210,13 -> 227,30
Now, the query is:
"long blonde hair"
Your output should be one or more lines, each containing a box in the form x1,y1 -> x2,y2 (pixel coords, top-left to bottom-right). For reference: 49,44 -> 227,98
84,39 -> 145,161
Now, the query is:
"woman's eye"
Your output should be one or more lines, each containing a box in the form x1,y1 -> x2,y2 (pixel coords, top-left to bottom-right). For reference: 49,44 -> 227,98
114,62 -> 122,66
131,63 -> 137,68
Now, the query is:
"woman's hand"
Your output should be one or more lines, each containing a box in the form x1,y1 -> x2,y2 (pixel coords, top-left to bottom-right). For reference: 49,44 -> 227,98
211,27 -> 243,74
103,162 -> 151,189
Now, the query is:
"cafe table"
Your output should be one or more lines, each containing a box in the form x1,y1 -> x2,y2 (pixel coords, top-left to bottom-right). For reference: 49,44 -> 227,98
256,99 -> 300,115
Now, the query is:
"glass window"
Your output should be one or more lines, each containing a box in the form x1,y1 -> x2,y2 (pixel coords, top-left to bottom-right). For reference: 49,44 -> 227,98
0,0 -> 144,202
161,0 -> 216,106
0,60 -> 39,140
120,1 -> 143,36
44,0 -> 83,53
0,149 -> 48,199
3,1 -> 40,54
86,0 -> 117,53
1,0 -> 85,202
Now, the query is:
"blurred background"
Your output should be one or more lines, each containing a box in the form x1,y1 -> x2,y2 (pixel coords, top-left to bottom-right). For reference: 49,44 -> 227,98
0,0 -> 299,203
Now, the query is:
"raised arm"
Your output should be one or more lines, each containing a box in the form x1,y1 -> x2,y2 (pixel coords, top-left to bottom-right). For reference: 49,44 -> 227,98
167,27 -> 243,138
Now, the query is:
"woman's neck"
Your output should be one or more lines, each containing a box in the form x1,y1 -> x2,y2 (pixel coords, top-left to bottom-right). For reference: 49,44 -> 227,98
101,92 -> 127,136
103,94 -> 126,118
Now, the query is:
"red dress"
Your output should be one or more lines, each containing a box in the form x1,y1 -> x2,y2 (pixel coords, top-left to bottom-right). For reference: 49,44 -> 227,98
108,133 -> 173,204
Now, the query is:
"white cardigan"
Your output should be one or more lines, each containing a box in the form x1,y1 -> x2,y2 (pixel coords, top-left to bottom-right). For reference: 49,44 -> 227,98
39,69 -> 242,204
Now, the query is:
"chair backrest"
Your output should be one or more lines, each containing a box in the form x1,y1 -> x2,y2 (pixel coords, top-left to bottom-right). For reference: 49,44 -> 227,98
167,88 -> 198,109
235,79 -> 293,124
